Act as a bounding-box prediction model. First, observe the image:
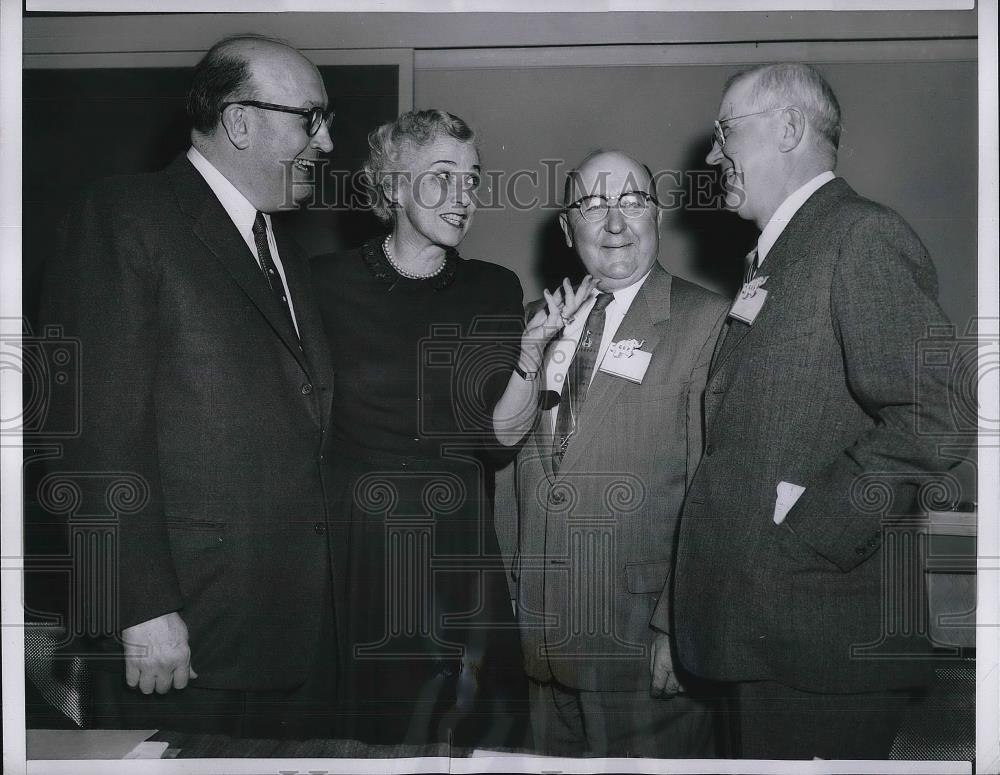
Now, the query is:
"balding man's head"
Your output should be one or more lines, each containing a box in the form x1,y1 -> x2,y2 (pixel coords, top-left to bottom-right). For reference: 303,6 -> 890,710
559,150 -> 661,291
187,35 -> 316,136
563,150 -> 655,209
187,34 -> 333,213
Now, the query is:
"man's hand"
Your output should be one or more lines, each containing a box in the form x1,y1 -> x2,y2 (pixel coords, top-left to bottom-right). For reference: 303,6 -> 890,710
650,632 -> 680,699
123,611 -> 197,694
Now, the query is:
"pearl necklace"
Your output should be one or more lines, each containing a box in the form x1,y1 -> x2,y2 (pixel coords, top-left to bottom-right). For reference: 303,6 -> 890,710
382,236 -> 446,279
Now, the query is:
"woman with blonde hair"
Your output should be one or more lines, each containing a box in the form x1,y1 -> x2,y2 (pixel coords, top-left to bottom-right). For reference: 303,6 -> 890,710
313,109 -> 530,748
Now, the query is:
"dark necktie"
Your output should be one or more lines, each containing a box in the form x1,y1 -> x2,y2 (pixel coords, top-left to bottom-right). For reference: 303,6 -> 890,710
714,246 -> 761,370
743,246 -> 760,286
554,291 -> 614,467
252,212 -> 296,333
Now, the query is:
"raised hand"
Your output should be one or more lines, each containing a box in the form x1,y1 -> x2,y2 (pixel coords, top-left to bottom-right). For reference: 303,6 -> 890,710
520,275 -> 598,371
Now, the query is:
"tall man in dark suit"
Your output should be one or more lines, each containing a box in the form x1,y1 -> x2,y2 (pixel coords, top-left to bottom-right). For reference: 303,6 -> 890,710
652,62 -> 959,759
504,150 -> 729,757
40,35 -> 338,738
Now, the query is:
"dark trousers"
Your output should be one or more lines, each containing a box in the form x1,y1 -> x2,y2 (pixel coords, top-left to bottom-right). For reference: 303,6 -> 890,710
733,680 -> 915,760
528,678 -> 719,758
87,584 -> 339,740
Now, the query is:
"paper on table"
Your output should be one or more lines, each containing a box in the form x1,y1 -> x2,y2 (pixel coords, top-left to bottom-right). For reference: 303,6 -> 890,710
124,741 -> 170,759
27,729 -> 159,760
471,748 -> 544,757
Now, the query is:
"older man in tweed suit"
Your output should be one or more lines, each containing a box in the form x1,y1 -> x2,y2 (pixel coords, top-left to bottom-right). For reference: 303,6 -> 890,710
654,63 -> 962,760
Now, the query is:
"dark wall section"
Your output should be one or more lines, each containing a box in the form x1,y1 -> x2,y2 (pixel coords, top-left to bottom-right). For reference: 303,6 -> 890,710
22,64 -> 399,324
20,63 -> 398,644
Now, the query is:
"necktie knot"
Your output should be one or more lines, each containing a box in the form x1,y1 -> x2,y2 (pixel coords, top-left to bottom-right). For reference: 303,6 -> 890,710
592,291 -> 614,313
744,247 -> 760,285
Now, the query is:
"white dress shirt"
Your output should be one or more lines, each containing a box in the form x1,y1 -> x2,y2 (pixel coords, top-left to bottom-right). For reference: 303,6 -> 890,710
186,146 -> 300,335
757,170 -> 836,266
543,269 -> 653,431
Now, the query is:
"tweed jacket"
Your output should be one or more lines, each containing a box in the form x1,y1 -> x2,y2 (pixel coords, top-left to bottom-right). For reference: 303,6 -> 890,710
515,264 -> 728,691
656,178 -> 958,693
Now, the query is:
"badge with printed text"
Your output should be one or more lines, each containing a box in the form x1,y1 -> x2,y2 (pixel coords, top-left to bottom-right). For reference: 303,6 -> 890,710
599,338 -> 651,383
728,275 -> 769,325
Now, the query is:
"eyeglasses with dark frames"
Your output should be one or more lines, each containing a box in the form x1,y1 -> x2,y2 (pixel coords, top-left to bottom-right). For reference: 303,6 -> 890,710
565,190 -> 658,222
712,106 -> 794,150
221,100 -> 335,137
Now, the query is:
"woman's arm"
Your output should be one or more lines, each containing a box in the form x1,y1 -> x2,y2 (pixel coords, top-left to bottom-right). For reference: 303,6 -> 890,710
493,276 -> 596,446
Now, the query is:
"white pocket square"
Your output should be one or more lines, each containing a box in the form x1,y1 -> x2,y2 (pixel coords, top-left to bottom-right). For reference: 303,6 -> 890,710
773,481 -> 806,525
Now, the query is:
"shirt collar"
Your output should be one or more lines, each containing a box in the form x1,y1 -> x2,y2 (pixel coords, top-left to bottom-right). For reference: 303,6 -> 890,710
186,146 -> 266,236
560,267 -> 652,344
757,170 -> 835,263
596,267 -> 653,313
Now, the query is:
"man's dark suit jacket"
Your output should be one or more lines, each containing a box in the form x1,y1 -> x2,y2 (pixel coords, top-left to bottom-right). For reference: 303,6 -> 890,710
40,155 -> 336,691
515,264 -> 728,691
653,178 -> 958,694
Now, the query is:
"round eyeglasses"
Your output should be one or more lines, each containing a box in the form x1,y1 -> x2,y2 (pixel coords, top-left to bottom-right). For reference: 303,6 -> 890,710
565,191 -> 657,222
221,100 -> 335,137
713,106 -> 793,149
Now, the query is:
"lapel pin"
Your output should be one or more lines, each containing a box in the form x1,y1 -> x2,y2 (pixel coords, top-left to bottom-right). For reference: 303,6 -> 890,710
608,338 -> 646,359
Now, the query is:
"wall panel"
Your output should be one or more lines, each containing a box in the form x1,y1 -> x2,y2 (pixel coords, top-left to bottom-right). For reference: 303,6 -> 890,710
415,42 -> 977,333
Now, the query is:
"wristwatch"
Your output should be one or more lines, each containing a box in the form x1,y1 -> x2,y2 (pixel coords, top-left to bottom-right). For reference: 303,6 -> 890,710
514,364 -> 539,381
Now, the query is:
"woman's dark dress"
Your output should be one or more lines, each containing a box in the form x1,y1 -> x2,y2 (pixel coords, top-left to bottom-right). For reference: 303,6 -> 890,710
312,239 -> 528,748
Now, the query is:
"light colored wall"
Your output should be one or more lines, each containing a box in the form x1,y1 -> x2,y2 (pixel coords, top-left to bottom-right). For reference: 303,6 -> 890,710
22,16 -> 977,332
415,41 -> 978,332
22,11 -> 976,55
18,11 -> 983,584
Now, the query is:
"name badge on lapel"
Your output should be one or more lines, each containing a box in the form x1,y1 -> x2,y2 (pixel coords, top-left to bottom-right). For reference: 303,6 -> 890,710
599,338 -> 651,383
728,275 -> 769,325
